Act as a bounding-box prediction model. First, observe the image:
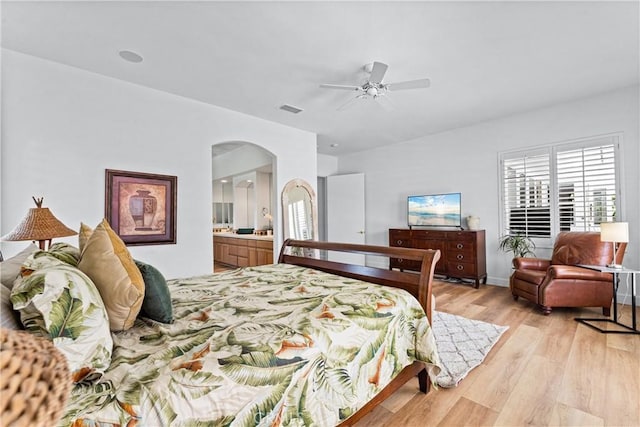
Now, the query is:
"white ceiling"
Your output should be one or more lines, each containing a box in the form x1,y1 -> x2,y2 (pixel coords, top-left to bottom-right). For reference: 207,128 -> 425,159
2,1 -> 638,156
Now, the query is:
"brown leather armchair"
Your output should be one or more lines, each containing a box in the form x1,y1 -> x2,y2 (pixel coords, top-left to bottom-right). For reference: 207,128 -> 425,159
510,231 -> 626,315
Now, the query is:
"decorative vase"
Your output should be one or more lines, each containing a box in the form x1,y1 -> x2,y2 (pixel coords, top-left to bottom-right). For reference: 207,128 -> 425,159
129,190 -> 157,231
466,216 -> 480,230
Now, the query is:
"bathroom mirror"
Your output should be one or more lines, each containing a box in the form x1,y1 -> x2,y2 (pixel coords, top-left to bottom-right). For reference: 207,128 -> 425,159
282,178 -> 318,241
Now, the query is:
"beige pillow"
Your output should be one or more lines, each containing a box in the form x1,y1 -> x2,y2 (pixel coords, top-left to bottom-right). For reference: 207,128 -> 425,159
78,222 -> 94,253
78,219 -> 144,331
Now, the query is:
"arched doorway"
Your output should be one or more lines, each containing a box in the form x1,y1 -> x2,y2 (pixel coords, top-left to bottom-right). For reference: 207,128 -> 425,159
211,141 -> 276,271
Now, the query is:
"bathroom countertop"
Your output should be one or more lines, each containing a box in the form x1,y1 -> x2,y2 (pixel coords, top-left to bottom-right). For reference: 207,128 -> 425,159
213,231 -> 274,241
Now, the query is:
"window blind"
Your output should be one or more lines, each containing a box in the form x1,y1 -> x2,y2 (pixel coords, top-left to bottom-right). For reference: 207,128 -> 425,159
502,151 -> 551,238
556,144 -> 617,231
499,135 -> 619,243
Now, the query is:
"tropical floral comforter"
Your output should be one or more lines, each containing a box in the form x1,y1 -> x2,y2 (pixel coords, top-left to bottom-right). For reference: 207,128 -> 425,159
62,264 -> 441,426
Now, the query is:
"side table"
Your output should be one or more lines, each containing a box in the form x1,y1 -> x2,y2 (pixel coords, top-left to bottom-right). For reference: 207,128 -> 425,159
575,265 -> 639,335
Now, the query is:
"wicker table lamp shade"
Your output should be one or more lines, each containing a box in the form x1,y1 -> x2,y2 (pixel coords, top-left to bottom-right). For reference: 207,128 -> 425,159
1,197 -> 77,250
0,328 -> 71,426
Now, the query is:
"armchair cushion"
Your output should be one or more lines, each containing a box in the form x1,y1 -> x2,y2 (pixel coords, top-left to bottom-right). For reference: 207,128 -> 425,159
512,269 -> 546,286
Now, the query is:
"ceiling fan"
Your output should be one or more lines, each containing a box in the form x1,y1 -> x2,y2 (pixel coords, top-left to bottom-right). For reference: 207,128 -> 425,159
320,61 -> 430,110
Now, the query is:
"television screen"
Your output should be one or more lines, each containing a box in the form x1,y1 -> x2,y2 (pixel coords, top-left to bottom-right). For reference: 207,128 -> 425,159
408,193 -> 461,227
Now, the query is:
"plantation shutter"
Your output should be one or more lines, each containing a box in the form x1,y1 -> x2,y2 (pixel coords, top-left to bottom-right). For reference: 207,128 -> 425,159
501,150 -> 551,238
556,143 -> 617,231
288,200 -> 310,239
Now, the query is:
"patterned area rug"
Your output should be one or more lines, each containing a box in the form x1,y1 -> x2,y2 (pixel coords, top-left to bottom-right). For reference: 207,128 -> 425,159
433,311 -> 509,388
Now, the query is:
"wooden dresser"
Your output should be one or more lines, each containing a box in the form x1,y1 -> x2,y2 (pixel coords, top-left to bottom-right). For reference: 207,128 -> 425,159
214,234 -> 274,268
389,228 -> 487,288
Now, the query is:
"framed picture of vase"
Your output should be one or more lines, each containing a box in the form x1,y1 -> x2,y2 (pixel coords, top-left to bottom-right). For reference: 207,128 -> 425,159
105,169 -> 177,245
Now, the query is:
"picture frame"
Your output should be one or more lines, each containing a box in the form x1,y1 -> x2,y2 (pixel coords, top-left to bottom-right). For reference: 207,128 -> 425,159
105,169 -> 177,245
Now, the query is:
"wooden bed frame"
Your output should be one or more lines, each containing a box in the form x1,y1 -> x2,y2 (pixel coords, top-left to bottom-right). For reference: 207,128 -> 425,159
278,239 -> 441,426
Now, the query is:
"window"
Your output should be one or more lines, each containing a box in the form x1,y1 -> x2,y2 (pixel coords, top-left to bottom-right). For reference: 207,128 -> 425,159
500,135 -> 620,246
288,200 -> 310,240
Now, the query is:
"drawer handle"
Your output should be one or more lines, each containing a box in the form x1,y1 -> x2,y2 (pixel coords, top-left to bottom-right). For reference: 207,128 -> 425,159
397,240 -> 403,245
398,258 -> 404,263
457,243 -> 464,249
457,254 -> 464,260
457,264 -> 464,270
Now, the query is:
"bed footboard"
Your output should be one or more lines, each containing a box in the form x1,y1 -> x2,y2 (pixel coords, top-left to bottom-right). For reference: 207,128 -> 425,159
278,239 -> 440,322
279,239 -> 441,426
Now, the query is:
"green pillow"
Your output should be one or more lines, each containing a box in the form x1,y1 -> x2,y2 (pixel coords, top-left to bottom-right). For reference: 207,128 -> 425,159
135,260 -> 174,324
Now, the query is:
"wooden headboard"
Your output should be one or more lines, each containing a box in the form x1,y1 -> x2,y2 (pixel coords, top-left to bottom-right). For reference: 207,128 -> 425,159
278,239 -> 441,322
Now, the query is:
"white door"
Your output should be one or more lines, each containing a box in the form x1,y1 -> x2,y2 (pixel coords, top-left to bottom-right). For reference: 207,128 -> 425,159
327,173 -> 365,264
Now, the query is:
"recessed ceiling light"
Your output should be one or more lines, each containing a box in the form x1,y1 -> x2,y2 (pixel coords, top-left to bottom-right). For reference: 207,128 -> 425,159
220,179 -> 228,183
330,143 -> 339,148
119,50 -> 143,63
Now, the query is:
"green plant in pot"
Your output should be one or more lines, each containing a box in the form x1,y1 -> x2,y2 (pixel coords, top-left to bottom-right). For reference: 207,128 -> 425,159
498,233 -> 536,258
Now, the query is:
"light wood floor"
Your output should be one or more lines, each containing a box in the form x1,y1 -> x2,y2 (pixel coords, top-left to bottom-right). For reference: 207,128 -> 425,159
354,280 -> 640,427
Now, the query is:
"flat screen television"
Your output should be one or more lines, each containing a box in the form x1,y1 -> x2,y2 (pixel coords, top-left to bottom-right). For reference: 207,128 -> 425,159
408,193 -> 462,227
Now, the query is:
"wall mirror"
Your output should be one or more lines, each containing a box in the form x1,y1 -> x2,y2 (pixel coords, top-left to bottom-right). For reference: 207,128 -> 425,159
282,178 -> 318,241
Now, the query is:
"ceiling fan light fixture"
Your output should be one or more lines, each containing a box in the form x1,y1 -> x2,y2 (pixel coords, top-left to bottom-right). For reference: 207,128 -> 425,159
320,61 -> 429,111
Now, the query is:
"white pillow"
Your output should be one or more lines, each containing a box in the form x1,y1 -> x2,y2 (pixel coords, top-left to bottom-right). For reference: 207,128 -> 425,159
1,283 -> 21,329
0,243 -> 39,288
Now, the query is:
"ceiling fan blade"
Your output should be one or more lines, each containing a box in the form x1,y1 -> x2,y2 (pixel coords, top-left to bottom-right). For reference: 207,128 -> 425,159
337,94 -> 366,111
369,61 -> 388,84
320,84 -> 361,91
375,94 -> 395,111
386,78 -> 431,91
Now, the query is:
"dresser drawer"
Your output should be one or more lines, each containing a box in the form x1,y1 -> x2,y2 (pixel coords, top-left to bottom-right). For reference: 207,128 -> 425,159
389,229 -> 411,247
412,230 -> 447,240
414,239 -> 446,252
447,249 -> 474,263
447,231 -> 476,242
446,240 -> 476,252
447,261 -> 477,276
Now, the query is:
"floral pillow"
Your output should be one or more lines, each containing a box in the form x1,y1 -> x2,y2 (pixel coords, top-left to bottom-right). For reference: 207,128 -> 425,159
11,253 -> 113,383
46,242 -> 82,267
20,243 -> 81,273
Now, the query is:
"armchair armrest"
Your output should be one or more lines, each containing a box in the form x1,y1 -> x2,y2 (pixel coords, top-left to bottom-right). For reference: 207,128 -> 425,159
513,257 -> 550,271
547,265 -> 611,281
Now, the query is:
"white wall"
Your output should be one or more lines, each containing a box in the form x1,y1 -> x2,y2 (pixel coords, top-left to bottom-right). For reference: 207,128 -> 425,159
211,143 -> 272,181
317,153 -> 338,177
337,86 -> 640,287
1,50 -> 317,278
